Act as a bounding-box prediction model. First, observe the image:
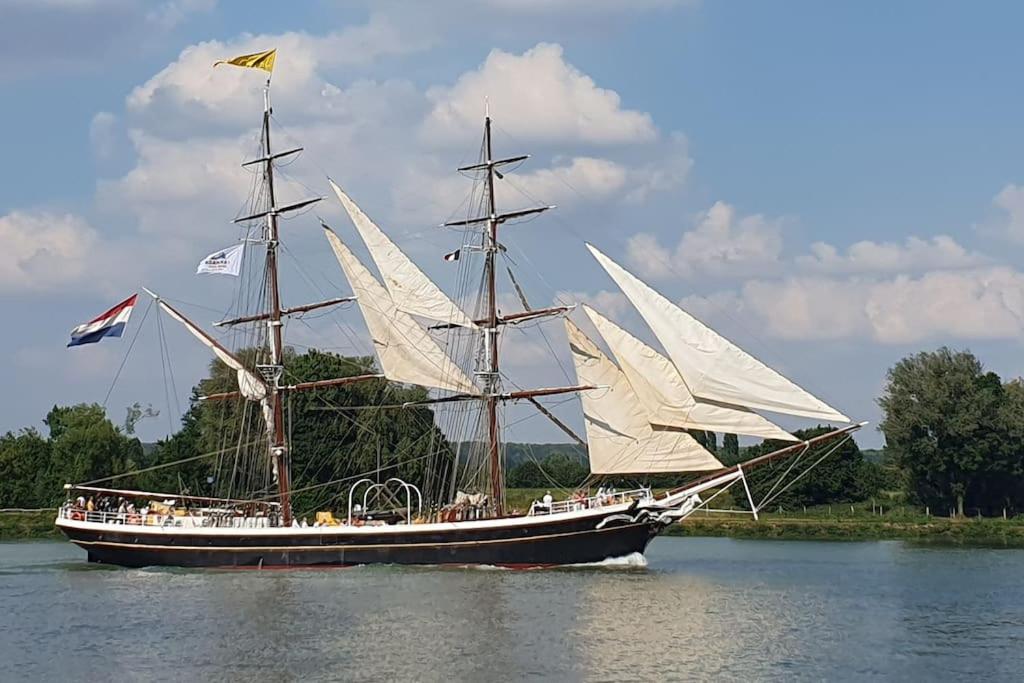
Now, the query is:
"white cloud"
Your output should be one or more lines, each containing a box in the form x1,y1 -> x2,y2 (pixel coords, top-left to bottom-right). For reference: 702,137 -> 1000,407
555,289 -> 630,318
992,183 -> 1024,243
627,201 -> 783,280
97,130 -> 253,237
797,235 -> 986,274
509,157 -> 628,205
126,17 -> 433,131
0,211 -> 98,293
421,43 -> 656,146
695,267 -> 1024,344
89,111 -> 120,160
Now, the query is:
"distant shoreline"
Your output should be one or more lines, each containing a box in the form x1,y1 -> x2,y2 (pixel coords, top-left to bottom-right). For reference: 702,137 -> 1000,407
6,508 -> 1024,547
666,515 -> 1024,546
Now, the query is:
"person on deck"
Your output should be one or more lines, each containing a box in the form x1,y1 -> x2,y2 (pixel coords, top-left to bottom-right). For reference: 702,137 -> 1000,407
542,491 -> 553,513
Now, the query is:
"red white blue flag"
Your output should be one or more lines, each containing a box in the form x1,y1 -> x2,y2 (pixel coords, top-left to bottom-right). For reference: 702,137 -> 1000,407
67,294 -> 137,347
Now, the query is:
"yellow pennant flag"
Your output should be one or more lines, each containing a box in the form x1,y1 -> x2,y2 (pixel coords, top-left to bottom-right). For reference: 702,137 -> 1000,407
213,48 -> 276,73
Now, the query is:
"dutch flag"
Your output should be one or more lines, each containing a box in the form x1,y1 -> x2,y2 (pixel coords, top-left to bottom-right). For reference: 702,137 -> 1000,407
67,294 -> 138,347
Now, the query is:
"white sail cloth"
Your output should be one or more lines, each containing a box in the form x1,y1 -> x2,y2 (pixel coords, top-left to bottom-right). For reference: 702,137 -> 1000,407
329,179 -> 476,329
565,319 -> 723,475
153,297 -> 267,401
587,244 -> 849,423
324,226 -> 479,395
583,305 -> 797,442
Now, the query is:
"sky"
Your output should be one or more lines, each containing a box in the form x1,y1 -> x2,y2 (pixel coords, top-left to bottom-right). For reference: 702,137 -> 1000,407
3,0 -> 1024,449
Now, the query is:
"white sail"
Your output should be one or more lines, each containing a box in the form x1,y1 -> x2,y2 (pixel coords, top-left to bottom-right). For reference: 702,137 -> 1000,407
329,179 -> 476,329
583,305 -> 798,442
565,319 -> 723,475
324,226 -> 479,395
150,293 -> 267,401
587,245 -> 849,423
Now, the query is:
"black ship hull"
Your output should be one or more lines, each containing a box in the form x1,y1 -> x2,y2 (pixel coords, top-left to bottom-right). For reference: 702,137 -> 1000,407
57,507 -> 667,569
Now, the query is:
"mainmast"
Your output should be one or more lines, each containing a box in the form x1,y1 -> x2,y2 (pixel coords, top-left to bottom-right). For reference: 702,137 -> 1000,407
445,109 -> 558,516
481,113 -> 503,514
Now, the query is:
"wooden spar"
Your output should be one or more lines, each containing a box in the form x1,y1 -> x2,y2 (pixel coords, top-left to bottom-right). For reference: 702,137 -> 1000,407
526,397 -> 587,448
429,305 -> 574,330
286,374 -> 383,392
214,296 -> 355,327
442,205 -> 552,228
666,422 -> 868,497
504,384 -> 596,401
142,289 -> 265,391
198,373 -> 384,402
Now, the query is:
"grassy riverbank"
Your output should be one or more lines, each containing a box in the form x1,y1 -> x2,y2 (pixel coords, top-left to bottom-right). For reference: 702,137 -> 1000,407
667,513 -> 1024,545
0,510 -> 60,540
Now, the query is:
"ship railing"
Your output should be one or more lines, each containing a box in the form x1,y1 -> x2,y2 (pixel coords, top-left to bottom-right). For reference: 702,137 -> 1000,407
58,505 -> 276,529
528,487 -> 654,516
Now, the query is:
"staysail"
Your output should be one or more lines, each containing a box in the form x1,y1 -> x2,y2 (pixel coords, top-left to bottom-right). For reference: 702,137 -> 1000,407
329,179 -> 476,329
565,319 -> 723,474
583,305 -> 798,442
587,245 -> 849,423
324,226 -> 479,395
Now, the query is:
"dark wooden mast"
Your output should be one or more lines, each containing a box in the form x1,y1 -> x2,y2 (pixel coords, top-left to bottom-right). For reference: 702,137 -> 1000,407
260,83 -> 293,525
482,113 -> 503,514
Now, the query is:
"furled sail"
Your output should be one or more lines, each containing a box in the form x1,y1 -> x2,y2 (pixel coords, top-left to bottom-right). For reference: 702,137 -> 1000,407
329,179 -> 476,329
565,319 -> 723,474
148,291 -> 267,401
324,226 -> 479,395
582,305 -> 797,442
587,245 -> 849,423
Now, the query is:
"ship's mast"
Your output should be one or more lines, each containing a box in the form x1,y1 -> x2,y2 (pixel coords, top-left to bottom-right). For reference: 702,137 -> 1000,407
482,112 -> 502,514
260,83 -> 292,525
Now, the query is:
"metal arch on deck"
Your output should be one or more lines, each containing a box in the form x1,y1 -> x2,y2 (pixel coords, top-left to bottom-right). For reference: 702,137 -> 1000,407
348,477 -> 422,525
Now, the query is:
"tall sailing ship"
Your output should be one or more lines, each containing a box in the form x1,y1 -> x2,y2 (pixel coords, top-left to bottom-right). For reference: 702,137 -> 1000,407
56,54 -> 863,568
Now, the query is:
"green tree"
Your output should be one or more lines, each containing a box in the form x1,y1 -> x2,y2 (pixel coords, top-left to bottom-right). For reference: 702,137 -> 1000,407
735,426 -> 878,509
878,348 -> 1004,516
722,433 -> 739,461
0,429 -> 54,508
44,403 -> 143,500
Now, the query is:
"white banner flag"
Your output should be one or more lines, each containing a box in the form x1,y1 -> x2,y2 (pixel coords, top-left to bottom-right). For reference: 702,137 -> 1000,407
196,244 -> 244,276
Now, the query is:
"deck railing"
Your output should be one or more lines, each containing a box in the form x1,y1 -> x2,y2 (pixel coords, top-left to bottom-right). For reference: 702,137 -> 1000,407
58,506 -> 274,529
528,487 -> 653,516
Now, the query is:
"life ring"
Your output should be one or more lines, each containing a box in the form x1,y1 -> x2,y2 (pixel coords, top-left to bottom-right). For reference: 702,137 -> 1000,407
127,514 -> 141,525
70,510 -> 84,521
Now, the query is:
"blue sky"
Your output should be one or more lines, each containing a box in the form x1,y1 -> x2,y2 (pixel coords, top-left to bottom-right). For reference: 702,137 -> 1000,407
3,0 -> 1024,448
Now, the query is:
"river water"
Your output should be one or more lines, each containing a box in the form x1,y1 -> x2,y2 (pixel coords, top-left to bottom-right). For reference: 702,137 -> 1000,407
1,538 -> 1022,682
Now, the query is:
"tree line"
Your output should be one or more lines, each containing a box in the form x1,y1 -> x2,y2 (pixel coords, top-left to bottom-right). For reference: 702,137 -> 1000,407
1,346 -> 1021,517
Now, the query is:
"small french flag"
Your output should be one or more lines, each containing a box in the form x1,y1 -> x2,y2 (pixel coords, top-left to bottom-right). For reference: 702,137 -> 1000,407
68,294 -> 138,347
443,249 -> 460,262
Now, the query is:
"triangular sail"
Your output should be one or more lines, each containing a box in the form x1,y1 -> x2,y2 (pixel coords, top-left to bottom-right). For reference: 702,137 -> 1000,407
587,245 -> 849,423
582,305 -> 797,442
329,179 -> 476,329
565,319 -> 723,475
324,227 -> 479,395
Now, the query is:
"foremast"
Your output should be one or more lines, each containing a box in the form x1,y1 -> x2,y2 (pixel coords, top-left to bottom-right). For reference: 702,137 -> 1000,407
259,84 -> 292,525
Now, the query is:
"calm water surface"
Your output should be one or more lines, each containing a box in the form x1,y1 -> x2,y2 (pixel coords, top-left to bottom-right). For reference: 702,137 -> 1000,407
1,538 -> 1022,682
